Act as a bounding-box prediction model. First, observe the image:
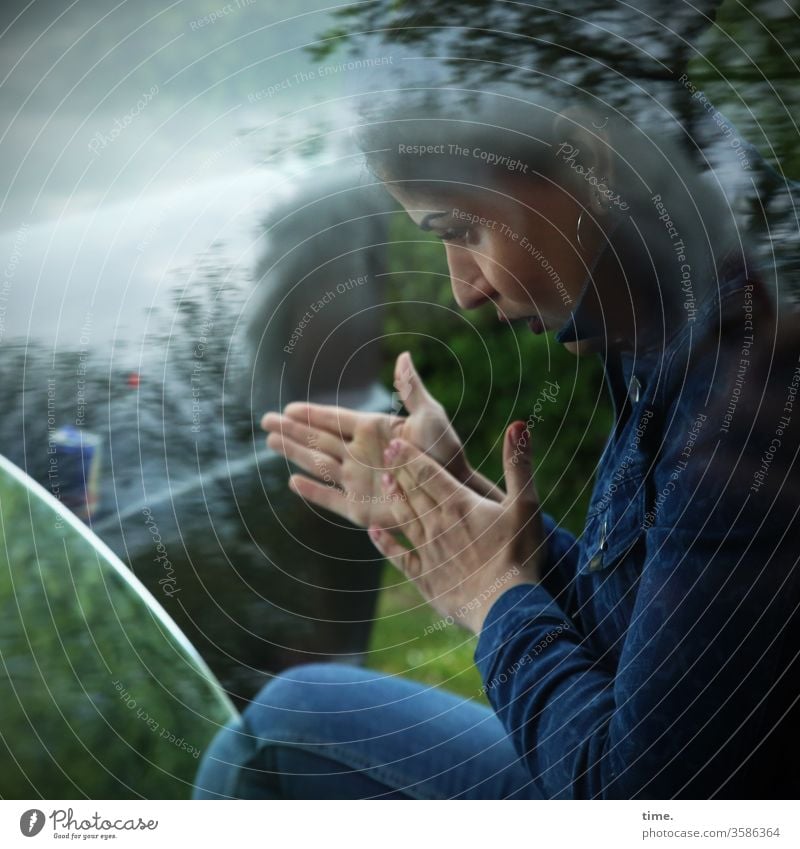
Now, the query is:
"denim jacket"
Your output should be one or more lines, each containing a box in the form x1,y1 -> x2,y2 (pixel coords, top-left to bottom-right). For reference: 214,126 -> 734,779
475,238 -> 800,799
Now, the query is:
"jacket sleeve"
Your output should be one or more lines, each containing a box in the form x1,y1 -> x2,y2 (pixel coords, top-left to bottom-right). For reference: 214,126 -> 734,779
475,300 -> 800,798
537,512 -> 582,630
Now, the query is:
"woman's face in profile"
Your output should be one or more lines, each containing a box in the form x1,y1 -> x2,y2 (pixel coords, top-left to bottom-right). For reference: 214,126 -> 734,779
386,177 -> 599,350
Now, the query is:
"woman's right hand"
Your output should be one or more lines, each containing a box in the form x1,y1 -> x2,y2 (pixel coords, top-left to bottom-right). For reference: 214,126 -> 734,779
261,352 -> 501,529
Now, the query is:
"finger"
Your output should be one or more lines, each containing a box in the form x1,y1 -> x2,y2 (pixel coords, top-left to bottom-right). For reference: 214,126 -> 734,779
394,351 -> 437,414
367,526 -> 420,578
380,472 -> 430,543
279,402 -> 360,439
261,412 -> 344,461
382,463 -> 440,525
288,474 -> 350,520
267,432 -> 343,487
384,438 -> 460,506
503,421 -> 540,508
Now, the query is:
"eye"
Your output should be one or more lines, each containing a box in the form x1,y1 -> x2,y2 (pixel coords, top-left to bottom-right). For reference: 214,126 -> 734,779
439,228 -> 469,243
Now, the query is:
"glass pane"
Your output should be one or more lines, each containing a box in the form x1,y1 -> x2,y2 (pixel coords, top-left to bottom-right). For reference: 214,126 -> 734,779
0,455 -> 237,799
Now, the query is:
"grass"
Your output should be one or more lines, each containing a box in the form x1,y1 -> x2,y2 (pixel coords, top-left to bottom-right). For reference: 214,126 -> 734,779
366,562 -> 488,703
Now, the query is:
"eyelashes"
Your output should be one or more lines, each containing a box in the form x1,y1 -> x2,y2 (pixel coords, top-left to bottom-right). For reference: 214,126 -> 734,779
438,228 -> 470,243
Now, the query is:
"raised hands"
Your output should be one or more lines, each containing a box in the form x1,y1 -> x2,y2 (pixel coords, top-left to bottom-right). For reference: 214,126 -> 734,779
261,352 -> 482,528
367,422 -> 544,634
262,352 -> 545,632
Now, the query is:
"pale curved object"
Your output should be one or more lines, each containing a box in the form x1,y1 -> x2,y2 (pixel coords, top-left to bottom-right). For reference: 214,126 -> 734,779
0,454 -> 237,799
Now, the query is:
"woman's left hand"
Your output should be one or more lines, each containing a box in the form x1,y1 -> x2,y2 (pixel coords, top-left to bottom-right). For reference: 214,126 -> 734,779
368,421 -> 545,635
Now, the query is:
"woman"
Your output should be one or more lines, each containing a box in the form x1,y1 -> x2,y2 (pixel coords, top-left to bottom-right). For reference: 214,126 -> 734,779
195,95 -> 800,799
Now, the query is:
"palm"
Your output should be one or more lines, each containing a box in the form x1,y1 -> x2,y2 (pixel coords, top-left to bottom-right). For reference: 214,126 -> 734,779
328,404 -> 463,528
261,352 -> 468,528
338,415 -> 403,527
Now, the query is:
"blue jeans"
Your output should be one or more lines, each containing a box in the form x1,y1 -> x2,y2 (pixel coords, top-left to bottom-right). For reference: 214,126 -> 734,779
193,663 -> 544,799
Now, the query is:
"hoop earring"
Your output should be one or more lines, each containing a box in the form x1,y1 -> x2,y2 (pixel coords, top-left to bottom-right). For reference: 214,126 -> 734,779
576,209 -> 586,251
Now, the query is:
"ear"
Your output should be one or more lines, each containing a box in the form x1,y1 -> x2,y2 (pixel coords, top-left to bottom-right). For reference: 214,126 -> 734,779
552,106 -> 616,216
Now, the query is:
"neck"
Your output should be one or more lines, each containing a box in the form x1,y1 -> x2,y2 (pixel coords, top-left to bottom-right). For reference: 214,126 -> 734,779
557,193 -> 738,353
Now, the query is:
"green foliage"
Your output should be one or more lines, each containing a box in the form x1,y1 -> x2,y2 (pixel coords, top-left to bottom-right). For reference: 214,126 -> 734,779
306,0 -> 707,89
688,1 -> 800,178
369,564 -> 486,702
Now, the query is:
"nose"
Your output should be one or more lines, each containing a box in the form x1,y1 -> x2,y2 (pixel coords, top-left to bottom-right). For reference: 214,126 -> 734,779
444,244 -> 496,310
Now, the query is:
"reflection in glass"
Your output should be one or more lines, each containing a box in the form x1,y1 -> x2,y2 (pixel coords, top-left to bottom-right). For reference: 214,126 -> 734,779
0,455 -> 237,798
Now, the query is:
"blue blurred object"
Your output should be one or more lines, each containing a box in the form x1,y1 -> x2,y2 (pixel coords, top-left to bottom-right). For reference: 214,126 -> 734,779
49,424 -> 102,521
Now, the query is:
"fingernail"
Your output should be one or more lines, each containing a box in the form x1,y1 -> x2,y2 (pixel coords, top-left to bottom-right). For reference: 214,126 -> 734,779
382,472 -> 395,491
368,526 -> 381,541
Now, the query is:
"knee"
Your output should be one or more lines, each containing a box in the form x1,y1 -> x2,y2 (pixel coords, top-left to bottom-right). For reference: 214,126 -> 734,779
243,663 -> 367,737
253,662 -> 367,705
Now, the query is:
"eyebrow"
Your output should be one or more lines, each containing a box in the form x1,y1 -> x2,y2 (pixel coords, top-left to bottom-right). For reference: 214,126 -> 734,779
419,212 -> 449,231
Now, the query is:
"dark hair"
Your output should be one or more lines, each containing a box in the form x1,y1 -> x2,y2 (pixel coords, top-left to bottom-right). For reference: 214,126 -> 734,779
355,88 -> 743,312
355,91 -> 571,196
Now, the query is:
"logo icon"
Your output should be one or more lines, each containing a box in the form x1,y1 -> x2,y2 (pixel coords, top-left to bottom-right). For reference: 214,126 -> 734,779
19,809 -> 45,837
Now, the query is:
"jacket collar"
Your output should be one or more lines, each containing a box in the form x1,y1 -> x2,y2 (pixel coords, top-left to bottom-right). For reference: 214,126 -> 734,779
555,211 -> 750,423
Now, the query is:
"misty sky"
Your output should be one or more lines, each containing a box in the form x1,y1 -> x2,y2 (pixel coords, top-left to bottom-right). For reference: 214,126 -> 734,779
0,0 -> 401,232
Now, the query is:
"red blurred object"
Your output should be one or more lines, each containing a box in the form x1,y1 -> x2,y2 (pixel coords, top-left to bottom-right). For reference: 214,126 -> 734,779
126,372 -> 140,388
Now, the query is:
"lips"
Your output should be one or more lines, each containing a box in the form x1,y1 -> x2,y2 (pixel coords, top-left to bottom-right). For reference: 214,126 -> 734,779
527,316 -> 544,334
